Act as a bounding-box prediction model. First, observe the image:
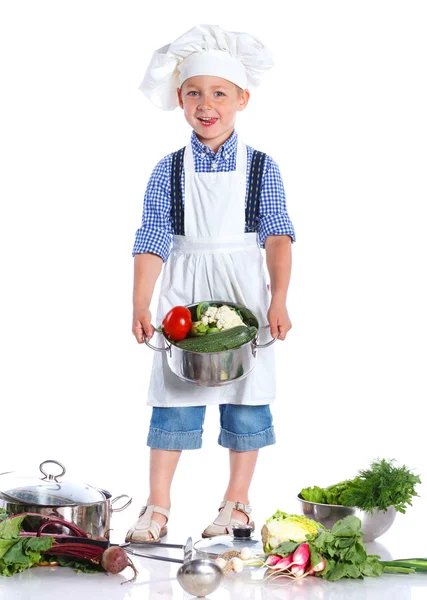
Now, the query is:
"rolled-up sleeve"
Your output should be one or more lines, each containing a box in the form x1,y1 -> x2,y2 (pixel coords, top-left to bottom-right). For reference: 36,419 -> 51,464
257,156 -> 295,248
132,156 -> 173,262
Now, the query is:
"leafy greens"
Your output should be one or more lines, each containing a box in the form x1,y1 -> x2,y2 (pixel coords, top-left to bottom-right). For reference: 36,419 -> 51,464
300,459 -> 421,513
0,513 -> 54,577
0,509 -> 102,577
309,516 -> 384,581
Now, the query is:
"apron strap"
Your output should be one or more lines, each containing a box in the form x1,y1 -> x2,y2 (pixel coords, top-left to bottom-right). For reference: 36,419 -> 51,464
170,144 -> 266,235
246,150 -> 266,232
170,147 -> 185,235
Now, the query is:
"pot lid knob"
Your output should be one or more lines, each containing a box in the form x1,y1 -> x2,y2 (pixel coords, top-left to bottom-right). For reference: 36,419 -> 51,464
39,460 -> 66,482
231,525 -> 253,539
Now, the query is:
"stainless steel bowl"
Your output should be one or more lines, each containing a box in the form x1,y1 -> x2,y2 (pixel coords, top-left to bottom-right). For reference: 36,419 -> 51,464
145,301 -> 276,387
297,495 -> 396,542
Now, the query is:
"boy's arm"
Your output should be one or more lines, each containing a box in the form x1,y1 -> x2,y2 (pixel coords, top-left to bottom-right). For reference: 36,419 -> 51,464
265,234 -> 292,341
132,156 -> 173,343
132,253 -> 164,343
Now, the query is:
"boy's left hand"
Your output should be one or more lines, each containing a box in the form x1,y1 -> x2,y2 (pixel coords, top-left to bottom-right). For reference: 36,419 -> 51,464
267,298 -> 292,341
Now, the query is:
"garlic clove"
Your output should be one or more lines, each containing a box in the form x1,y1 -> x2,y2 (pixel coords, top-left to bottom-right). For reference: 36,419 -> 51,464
215,557 -> 227,569
230,557 -> 244,573
239,547 -> 253,561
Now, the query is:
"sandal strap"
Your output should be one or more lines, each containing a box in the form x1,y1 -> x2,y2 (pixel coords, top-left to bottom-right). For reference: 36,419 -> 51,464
139,505 -> 170,521
214,500 -> 252,527
126,505 -> 170,543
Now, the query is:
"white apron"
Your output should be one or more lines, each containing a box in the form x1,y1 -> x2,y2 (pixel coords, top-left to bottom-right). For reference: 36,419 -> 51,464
147,140 -> 275,407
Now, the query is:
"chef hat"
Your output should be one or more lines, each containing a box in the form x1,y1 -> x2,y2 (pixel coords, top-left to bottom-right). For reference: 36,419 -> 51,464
140,24 -> 274,111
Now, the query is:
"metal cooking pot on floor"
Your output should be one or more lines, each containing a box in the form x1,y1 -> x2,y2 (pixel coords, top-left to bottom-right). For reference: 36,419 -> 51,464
145,301 -> 277,387
0,460 -> 132,539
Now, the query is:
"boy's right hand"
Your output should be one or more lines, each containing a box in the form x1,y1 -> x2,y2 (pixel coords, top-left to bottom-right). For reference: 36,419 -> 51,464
132,308 -> 155,343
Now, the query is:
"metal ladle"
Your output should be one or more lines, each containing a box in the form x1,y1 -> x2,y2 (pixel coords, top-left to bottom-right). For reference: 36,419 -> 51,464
124,537 -> 223,597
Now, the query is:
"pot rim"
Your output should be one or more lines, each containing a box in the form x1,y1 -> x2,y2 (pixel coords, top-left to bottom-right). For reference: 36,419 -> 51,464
0,488 -> 115,509
296,494 -> 397,514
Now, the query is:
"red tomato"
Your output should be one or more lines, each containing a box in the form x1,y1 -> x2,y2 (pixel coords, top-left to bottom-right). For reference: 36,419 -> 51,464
162,306 -> 192,341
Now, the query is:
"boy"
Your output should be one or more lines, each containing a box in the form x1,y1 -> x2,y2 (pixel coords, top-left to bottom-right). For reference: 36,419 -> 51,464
127,25 -> 295,543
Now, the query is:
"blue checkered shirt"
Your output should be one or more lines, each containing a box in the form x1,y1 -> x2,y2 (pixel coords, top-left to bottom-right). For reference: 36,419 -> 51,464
133,130 -> 295,261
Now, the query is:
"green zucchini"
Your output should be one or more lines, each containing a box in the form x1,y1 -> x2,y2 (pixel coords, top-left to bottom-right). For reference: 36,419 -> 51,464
175,326 -> 257,352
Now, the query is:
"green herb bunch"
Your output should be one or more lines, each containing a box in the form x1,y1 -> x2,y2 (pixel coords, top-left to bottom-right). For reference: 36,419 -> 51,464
300,458 -> 421,513
340,459 -> 421,513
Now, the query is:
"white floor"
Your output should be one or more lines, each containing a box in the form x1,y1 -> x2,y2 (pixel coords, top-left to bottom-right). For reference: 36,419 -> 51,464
1,499 -> 426,600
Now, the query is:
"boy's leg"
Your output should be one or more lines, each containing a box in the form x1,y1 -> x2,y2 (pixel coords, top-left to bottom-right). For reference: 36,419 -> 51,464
202,404 -> 275,536
147,448 -> 182,531
126,405 -> 206,541
224,448 -> 259,523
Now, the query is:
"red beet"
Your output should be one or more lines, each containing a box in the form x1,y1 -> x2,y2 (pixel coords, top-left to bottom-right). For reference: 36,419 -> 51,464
101,547 -> 138,584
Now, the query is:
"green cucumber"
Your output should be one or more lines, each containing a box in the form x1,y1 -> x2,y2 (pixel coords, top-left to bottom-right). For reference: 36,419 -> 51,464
175,326 -> 257,352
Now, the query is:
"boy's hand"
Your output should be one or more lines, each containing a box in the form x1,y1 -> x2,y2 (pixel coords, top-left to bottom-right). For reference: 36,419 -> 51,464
267,298 -> 292,341
133,308 -> 155,343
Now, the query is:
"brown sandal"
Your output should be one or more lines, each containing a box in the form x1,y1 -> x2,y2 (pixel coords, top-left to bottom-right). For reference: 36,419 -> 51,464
125,505 -> 170,543
201,501 -> 254,538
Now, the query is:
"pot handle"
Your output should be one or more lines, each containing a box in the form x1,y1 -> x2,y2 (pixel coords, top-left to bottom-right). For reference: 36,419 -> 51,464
111,495 -> 132,512
252,325 -> 279,349
144,332 -> 171,356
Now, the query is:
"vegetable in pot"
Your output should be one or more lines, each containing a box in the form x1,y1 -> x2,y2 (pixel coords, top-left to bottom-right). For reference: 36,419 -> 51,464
300,459 -> 421,513
175,326 -> 257,353
196,302 -> 247,331
190,321 -> 209,336
162,306 -> 192,341
196,301 -> 211,321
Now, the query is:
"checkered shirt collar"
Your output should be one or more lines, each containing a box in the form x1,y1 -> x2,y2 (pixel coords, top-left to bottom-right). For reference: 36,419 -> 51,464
190,130 -> 238,159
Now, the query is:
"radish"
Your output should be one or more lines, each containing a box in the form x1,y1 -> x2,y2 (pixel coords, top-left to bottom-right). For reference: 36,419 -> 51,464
291,564 -> 307,578
291,543 -> 310,568
101,547 -> 138,584
265,554 -> 282,567
266,554 -> 294,571
308,555 -> 326,575
275,555 -> 294,570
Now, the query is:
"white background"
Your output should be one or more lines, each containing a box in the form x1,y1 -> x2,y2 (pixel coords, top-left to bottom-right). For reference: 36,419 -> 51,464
0,0 -> 426,544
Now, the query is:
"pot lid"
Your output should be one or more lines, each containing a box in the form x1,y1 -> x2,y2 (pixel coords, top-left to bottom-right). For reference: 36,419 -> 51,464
0,460 -> 106,506
193,525 -> 263,558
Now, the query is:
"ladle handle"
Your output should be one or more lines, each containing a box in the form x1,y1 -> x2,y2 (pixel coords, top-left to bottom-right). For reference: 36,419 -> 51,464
125,548 -> 183,564
183,537 -> 193,563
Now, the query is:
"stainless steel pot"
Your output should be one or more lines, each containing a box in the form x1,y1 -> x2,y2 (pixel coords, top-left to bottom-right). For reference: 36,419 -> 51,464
0,460 -> 132,539
145,301 -> 277,386
296,494 -> 397,542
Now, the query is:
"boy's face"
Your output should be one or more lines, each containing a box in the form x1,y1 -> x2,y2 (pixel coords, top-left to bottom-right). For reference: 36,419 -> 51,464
177,76 -> 249,149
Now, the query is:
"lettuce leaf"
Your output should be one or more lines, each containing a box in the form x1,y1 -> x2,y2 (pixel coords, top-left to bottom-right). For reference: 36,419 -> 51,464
0,515 -> 26,540
0,510 -> 102,578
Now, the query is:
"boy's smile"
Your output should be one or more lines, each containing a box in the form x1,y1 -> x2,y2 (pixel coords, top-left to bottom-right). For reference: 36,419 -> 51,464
177,76 -> 249,152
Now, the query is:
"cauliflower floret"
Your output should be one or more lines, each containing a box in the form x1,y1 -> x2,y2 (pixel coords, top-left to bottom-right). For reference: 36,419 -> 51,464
215,305 -> 246,331
201,306 -> 218,325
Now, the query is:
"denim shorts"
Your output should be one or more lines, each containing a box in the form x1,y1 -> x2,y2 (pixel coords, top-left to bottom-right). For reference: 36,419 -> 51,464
147,404 -> 275,451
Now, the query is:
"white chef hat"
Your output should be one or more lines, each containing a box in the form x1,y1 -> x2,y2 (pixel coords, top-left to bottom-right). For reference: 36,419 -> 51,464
140,24 -> 274,111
